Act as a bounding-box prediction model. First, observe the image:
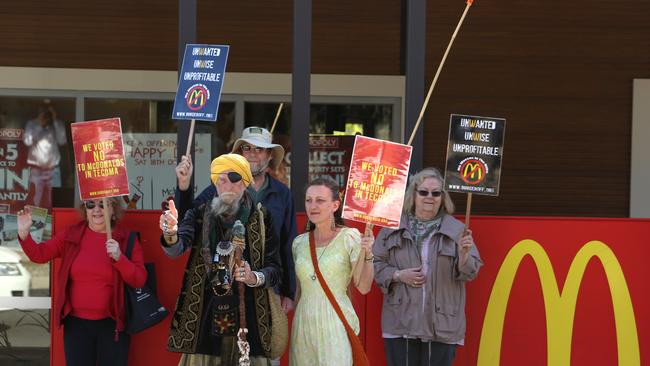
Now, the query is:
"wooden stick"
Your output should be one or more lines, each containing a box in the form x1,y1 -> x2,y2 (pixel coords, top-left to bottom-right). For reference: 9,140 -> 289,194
270,103 -> 284,134
185,119 -> 196,157
464,193 -> 473,231
102,197 -> 112,240
406,1 -> 474,146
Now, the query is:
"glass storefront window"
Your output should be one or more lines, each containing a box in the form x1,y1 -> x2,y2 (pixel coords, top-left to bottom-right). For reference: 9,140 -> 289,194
0,97 -> 76,210
310,103 -> 392,140
0,91 -> 396,366
84,99 -> 235,209
85,98 -> 152,133
157,101 -> 236,159
244,102 -> 393,138
0,96 -> 77,317
244,101 -> 394,186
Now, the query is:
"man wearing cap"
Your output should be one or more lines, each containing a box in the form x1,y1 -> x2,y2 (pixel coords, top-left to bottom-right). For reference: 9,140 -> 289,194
160,153 -> 281,365
175,127 -> 297,313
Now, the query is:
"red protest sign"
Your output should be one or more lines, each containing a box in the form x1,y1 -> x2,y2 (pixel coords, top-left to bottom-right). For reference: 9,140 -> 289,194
71,118 -> 129,200
342,136 -> 412,228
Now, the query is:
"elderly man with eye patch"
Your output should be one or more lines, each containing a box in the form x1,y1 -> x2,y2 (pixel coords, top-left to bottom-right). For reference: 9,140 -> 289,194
175,126 -> 298,316
160,153 -> 282,366
372,167 -> 483,366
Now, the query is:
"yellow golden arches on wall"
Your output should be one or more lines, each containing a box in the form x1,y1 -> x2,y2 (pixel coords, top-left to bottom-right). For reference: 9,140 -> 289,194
477,240 -> 640,366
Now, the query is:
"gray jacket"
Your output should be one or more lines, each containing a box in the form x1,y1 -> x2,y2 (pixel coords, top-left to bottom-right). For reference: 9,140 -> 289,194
372,214 -> 483,343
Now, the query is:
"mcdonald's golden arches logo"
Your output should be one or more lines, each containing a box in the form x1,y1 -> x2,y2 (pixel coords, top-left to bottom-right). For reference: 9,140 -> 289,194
185,84 -> 209,111
459,157 -> 487,185
477,240 -> 640,366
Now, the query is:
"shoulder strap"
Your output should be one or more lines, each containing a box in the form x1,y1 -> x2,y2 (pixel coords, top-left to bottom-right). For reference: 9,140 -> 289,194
125,231 -> 140,259
309,231 -> 355,334
310,230 -> 369,365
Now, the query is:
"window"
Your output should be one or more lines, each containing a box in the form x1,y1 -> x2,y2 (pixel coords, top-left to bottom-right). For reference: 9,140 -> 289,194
244,100 -> 396,185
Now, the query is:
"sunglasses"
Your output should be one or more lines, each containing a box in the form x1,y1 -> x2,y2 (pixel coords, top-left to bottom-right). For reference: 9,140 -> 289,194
240,145 -> 266,153
222,172 -> 243,184
84,200 -> 105,210
416,190 -> 443,198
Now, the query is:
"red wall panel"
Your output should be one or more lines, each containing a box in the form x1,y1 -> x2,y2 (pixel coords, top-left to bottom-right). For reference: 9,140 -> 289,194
50,209 -> 650,365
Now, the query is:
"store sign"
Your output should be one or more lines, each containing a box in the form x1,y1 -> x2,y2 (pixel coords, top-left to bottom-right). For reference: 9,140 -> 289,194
71,118 -> 129,200
123,133 -> 211,210
172,44 -> 230,121
478,239 -> 640,365
0,129 -> 29,247
0,128 -> 29,209
342,136 -> 412,228
444,114 -> 506,195
308,134 -> 355,192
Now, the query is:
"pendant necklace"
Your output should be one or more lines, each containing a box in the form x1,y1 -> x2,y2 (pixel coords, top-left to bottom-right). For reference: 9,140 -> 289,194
311,235 -> 334,281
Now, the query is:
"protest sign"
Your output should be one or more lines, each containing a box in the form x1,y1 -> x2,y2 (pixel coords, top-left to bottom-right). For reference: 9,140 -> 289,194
71,118 -> 129,201
123,133 -> 210,210
342,136 -> 412,228
172,44 -> 229,122
42,215 -> 52,242
444,114 -> 506,196
26,205 -> 47,243
309,135 -> 355,193
0,204 -> 18,247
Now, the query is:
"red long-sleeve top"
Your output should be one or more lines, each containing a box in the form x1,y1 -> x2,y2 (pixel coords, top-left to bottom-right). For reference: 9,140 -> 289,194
19,221 -> 147,337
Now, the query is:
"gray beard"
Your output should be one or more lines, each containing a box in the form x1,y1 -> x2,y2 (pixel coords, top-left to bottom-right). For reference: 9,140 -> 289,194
210,193 -> 241,219
250,159 -> 271,176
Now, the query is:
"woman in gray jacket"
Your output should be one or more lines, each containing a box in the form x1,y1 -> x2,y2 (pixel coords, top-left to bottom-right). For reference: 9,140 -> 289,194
372,167 -> 483,366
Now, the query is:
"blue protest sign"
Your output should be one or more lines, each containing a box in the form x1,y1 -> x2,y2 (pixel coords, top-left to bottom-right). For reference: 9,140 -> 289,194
172,44 -> 229,122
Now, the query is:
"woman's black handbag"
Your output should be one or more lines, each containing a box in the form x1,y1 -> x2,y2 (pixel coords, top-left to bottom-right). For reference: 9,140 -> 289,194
123,232 -> 168,334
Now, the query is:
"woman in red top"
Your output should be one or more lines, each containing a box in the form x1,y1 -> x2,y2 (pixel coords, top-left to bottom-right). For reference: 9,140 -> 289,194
17,198 -> 147,366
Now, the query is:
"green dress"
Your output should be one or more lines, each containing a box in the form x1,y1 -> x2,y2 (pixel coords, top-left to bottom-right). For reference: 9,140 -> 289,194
289,227 -> 362,366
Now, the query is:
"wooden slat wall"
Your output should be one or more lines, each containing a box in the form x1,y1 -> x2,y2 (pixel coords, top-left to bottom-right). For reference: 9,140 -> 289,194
0,1 -> 178,70
0,0 -> 401,74
420,0 -> 650,217
198,0 -> 402,74
1,0 -> 647,216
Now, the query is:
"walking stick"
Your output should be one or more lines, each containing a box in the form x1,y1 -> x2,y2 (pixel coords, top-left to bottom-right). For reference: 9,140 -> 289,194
231,221 -> 250,366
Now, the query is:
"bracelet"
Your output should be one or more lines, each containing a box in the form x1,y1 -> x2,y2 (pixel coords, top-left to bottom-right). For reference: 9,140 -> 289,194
246,271 -> 266,288
162,220 -> 178,237
162,234 -> 178,246
364,255 -> 374,262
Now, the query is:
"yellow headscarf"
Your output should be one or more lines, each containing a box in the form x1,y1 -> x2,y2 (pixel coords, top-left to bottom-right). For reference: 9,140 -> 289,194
210,153 -> 253,187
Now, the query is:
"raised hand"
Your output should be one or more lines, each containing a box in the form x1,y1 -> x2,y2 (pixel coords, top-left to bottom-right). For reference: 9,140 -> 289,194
360,232 -> 375,252
106,239 -> 121,261
458,229 -> 475,266
175,155 -> 193,191
17,207 -> 33,241
234,260 -> 256,285
159,199 -> 178,236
